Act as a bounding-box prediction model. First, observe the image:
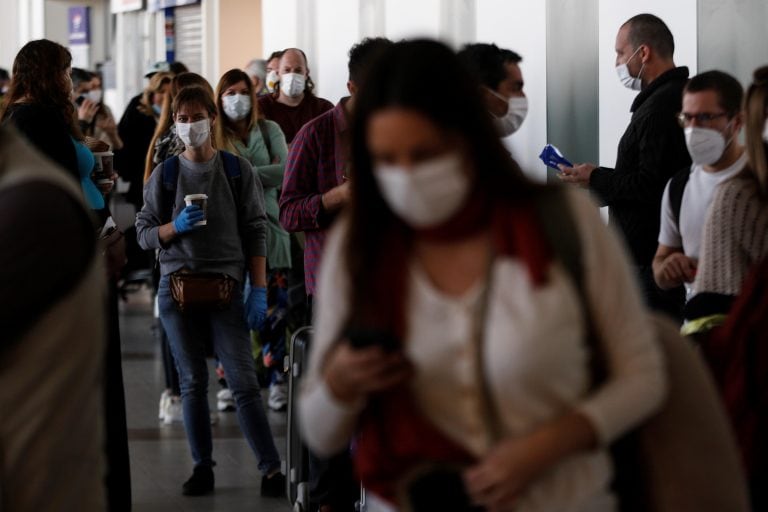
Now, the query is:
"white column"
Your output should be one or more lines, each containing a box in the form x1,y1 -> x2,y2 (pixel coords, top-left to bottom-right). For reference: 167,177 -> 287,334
440,0 -> 476,49
359,0 -> 385,38
19,0 -> 46,44
202,0 -> 220,83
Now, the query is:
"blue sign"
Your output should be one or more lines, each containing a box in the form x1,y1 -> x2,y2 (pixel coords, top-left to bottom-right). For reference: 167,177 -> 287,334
148,0 -> 199,12
68,6 -> 91,45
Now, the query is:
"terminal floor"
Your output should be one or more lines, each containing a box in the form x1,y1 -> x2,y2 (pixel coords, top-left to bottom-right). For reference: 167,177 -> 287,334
120,287 -> 292,512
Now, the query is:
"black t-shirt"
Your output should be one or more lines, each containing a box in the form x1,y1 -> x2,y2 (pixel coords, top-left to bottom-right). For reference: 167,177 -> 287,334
2,103 -> 79,182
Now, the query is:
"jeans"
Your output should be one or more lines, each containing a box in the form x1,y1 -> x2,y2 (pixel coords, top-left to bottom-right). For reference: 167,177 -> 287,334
158,275 -> 281,474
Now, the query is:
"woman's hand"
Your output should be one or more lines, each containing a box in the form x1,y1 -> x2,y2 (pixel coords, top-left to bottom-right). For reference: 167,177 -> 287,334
463,433 -> 552,511
77,98 -> 100,123
323,343 -> 412,405
464,411 -> 597,511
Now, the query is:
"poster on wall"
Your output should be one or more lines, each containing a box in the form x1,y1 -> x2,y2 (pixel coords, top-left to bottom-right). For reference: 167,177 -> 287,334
68,6 -> 91,68
111,0 -> 144,13
68,6 -> 91,46
148,0 -> 199,12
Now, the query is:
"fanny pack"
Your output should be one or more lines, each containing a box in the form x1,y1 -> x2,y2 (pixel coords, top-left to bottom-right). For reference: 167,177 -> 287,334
169,271 -> 236,312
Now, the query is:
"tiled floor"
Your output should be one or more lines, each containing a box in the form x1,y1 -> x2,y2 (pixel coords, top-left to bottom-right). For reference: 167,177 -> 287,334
119,287 -> 292,512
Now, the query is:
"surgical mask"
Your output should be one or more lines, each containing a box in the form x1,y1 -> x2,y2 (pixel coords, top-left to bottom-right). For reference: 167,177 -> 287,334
616,47 -> 644,91
487,88 -> 528,136
222,93 -> 251,121
763,118 -> 768,143
266,70 -> 279,93
152,104 -> 162,116
373,152 -> 470,228
684,124 -> 733,166
86,89 -> 102,104
176,119 -> 210,148
280,73 -> 306,97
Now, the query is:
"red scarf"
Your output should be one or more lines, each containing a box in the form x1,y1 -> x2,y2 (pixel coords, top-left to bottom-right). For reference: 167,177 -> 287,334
353,195 -> 552,503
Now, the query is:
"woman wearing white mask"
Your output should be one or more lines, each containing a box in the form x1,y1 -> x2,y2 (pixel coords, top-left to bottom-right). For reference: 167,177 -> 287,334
214,68 -> 292,410
257,47 -> 333,144
457,43 -> 528,138
136,85 -> 286,498
299,40 -> 665,512
691,66 -> 768,320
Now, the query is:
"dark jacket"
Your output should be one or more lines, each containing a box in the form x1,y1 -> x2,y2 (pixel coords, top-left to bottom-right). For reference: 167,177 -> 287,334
115,94 -> 157,207
590,66 -> 691,267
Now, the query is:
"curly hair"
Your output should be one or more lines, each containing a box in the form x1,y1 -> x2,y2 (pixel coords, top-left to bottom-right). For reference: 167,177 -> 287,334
0,39 -> 79,136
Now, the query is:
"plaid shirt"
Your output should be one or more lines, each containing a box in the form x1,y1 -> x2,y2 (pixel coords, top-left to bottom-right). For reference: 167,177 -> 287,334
279,98 -> 350,296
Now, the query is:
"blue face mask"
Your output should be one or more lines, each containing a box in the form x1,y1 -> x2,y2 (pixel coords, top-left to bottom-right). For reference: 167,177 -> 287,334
152,104 -> 162,115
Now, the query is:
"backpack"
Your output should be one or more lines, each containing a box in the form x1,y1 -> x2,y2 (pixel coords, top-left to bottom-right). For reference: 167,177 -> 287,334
160,150 -> 241,223
667,166 -> 691,230
535,187 -> 750,512
256,118 -> 273,162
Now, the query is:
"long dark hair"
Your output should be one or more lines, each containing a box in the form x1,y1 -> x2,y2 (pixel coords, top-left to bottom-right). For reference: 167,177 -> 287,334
344,39 -> 537,331
0,39 -> 79,137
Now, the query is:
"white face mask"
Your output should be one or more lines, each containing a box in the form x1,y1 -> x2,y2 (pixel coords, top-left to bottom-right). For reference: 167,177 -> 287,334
685,125 -> 733,166
265,70 -> 279,94
280,73 -> 306,98
762,118 -> 768,144
487,88 -> 528,136
86,89 -> 103,104
616,47 -> 644,91
222,93 -> 251,121
373,152 -> 470,229
176,119 -> 211,148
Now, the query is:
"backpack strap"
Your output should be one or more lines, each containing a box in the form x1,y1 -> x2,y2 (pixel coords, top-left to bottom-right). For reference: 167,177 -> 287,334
218,150 -> 243,209
161,155 -> 181,223
668,166 -> 691,230
256,118 -> 273,162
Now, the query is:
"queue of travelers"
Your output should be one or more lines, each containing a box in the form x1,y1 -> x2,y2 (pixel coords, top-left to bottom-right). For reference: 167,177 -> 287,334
0,9 -> 766,512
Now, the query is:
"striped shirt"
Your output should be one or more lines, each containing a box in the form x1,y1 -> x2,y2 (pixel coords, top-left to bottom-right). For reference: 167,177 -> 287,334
279,98 -> 350,295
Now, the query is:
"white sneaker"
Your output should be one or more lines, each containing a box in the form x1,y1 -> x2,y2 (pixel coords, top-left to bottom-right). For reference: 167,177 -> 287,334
216,388 -> 236,412
163,396 -> 183,425
268,383 -> 288,412
158,389 -> 171,421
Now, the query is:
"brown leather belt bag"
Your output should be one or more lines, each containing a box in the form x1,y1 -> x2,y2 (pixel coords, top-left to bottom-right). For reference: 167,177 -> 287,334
169,271 -> 236,312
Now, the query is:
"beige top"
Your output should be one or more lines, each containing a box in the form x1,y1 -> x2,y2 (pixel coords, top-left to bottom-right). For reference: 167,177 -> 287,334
0,127 -> 106,511
694,174 -> 768,296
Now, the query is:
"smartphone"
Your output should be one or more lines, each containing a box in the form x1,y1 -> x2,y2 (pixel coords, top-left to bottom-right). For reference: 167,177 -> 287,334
344,327 -> 399,352
404,467 -> 483,512
75,95 -> 86,106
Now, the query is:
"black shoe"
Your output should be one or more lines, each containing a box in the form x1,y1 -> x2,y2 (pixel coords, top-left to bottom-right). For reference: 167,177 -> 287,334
260,472 -> 286,498
182,465 -> 214,496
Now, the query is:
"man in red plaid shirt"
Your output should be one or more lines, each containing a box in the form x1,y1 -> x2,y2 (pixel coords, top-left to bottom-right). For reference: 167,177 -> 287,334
278,37 -> 393,512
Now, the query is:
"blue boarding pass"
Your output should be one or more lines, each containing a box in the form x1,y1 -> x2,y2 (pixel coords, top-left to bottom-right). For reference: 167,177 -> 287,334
539,144 -> 573,169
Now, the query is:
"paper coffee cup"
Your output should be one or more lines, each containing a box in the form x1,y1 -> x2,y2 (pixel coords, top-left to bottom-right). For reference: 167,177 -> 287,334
92,151 -> 114,180
184,193 -> 208,226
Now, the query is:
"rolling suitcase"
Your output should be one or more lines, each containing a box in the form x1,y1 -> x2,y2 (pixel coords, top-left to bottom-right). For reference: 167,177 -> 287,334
285,326 -> 312,511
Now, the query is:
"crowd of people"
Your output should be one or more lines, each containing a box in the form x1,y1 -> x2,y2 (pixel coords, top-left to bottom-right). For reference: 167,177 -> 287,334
0,10 -> 766,512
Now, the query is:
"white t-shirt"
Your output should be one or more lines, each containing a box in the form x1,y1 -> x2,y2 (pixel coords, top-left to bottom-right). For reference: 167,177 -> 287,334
658,152 -> 747,259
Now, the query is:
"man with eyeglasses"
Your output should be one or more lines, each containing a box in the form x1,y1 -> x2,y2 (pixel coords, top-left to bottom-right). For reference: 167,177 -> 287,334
653,71 -> 745,305
559,13 -> 690,319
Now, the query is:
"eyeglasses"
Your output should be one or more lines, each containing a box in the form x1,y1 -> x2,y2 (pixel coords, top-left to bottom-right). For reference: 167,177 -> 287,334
677,112 -> 729,127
